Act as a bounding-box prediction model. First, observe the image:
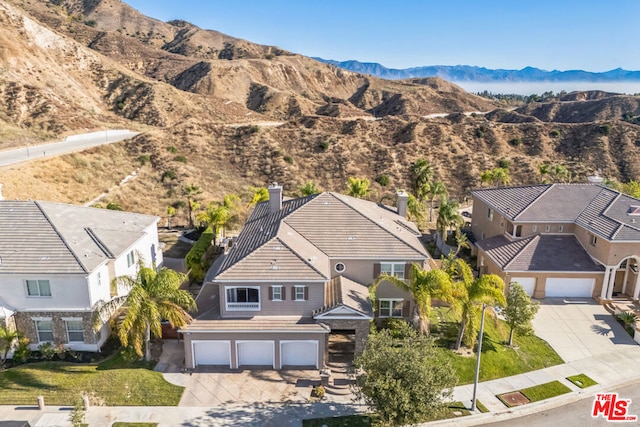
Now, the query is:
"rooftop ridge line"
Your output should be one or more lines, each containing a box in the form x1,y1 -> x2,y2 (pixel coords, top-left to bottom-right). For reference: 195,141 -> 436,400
84,227 -> 115,259
513,184 -> 555,220
503,235 -> 539,270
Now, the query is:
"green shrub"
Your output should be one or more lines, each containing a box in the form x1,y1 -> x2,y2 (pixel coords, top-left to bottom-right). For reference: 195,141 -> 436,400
106,202 -> 123,211
185,227 -> 214,281
173,155 -> 187,163
283,155 -> 294,164
318,141 -> 329,151
375,174 -> 390,186
12,337 -> 31,365
475,128 -> 485,138
38,342 -> 56,360
137,154 -> 150,165
549,129 -> 561,138
598,124 -> 611,135
166,146 -> 178,153
509,138 -> 522,146
116,101 -> 125,110
84,20 -> 97,27
498,159 -> 510,169
161,169 -> 176,182
249,125 -> 259,134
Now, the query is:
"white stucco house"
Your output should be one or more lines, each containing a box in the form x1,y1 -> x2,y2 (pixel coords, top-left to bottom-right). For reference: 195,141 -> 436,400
0,200 -> 162,352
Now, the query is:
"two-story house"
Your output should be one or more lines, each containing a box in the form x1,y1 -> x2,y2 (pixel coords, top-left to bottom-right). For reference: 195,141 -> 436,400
471,182 -> 640,302
0,200 -> 162,352
180,183 -> 429,370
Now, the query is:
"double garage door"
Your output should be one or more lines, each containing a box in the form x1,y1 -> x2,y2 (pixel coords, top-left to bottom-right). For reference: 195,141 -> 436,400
192,340 -> 318,369
510,277 -> 594,298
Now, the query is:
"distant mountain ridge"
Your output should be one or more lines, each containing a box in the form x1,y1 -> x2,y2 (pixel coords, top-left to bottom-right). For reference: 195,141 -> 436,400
314,58 -> 640,82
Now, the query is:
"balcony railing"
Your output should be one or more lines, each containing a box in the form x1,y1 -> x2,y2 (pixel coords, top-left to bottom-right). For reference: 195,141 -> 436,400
226,302 -> 260,311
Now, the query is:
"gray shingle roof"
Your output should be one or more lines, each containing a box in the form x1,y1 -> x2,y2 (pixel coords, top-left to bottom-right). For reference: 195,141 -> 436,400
477,234 -> 604,272
471,185 -> 550,220
0,201 -> 158,274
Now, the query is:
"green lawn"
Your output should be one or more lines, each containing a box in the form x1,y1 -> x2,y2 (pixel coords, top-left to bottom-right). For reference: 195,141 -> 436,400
567,374 -> 598,388
520,380 -> 572,402
0,353 -> 184,406
431,308 -> 564,384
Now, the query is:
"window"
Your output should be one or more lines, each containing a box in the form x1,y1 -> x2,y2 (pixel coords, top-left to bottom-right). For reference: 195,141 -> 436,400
294,285 -> 307,301
126,251 -> 135,268
620,260 -> 628,269
545,225 -> 551,232
225,287 -> 260,310
35,320 -> 53,342
591,234 -> 598,246
379,299 -> 404,318
334,263 -> 346,273
66,320 -> 84,342
381,262 -> 405,279
532,225 -> 537,233
558,225 -> 564,232
271,285 -> 283,301
487,208 -> 494,221
97,271 -> 102,286
26,280 -> 51,297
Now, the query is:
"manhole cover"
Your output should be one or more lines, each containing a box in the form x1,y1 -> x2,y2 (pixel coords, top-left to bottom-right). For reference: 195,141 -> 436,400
498,391 -> 530,407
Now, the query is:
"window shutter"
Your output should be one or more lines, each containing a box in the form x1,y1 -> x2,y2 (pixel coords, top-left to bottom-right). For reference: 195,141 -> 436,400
373,263 -> 381,277
269,286 -> 273,300
304,286 -> 309,301
281,286 -> 286,300
402,300 -> 410,318
404,263 -> 412,279
291,286 -> 296,300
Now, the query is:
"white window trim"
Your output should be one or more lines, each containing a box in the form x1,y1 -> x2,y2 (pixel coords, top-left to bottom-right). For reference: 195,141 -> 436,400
65,319 -> 85,343
126,251 -> 135,268
35,319 -> 54,343
225,286 -> 261,311
25,279 -> 51,297
591,234 -> 598,246
379,298 -> 404,318
294,285 -> 306,301
545,225 -> 551,232
380,262 -> 406,279
488,208 -> 494,221
558,225 -> 564,232
271,285 -> 283,301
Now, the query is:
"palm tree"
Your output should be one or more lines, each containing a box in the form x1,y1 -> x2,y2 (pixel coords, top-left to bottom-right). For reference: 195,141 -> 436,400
538,163 -> 551,183
345,177 -> 370,199
93,264 -> 196,361
247,187 -> 269,207
0,327 -> 21,367
183,184 -> 202,229
492,167 -> 511,186
406,193 -> 424,224
299,181 -> 320,196
436,197 -> 463,242
427,181 -> 448,222
197,194 -> 241,246
444,258 -> 505,350
409,158 -> 434,195
371,264 -> 454,336
480,170 -> 494,187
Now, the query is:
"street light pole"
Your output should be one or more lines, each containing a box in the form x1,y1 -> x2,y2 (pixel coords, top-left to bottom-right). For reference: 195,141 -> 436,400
471,303 -> 487,411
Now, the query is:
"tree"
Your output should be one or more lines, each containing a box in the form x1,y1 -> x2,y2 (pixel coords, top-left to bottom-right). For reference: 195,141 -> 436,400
406,193 -> 424,223
183,184 -> 202,229
427,181 -> 448,222
480,167 -> 511,187
371,264 -> 454,336
353,325 -> 457,426
247,187 -> 269,207
445,258 -> 505,350
345,177 -> 370,199
299,181 -> 320,196
0,326 -> 21,367
436,197 -> 463,242
409,158 -> 434,195
454,228 -> 469,256
196,194 -> 241,246
503,282 -> 540,346
166,206 -> 176,229
93,263 -> 196,361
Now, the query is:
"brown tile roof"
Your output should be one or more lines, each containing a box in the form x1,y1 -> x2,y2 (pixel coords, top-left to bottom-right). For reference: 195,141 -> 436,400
477,234 -> 604,272
181,317 -> 330,333
314,275 -> 373,317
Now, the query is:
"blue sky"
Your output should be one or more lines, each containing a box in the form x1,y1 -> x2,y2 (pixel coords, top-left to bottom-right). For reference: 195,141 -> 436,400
124,0 -> 640,72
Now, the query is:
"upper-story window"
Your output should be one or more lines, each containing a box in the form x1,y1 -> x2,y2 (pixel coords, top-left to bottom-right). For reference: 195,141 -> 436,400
532,225 -> 538,233
35,319 -> 53,342
127,251 -> 135,268
294,285 -> 308,301
545,225 -> 551,232
226,287 -> 260,311
558,225 -> 564,232
591,234 -> 598,246
381,262 -> 406,279
488,208 -> 494,221
26,280 -> 51,297
270,285 -> 283,301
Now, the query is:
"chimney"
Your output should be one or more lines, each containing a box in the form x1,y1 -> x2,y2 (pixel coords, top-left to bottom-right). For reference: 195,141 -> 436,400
396,189 -> 409,218
268,182 -> 282,213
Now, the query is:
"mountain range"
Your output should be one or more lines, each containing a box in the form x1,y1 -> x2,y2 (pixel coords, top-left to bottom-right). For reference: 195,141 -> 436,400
314,59 -> 640,82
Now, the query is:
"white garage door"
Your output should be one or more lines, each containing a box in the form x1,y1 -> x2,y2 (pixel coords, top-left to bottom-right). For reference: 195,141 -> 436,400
237,341 -> 275,367
193,341 -> 231,367
281,341 -> 318,368
510,277 -> 536,296
545,278 -> 595,298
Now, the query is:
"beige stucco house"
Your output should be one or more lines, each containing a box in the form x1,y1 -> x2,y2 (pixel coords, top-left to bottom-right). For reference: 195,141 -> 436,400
0,200 -> 162,352
471,183 -> 640,301
180,184 -> 430,370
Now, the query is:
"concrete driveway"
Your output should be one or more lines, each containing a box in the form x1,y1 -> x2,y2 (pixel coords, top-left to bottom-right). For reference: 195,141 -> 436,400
532,298 -> 638,362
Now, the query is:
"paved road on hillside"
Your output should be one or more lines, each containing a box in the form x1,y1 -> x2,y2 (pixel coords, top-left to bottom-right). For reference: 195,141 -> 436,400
0,129 -> 140,167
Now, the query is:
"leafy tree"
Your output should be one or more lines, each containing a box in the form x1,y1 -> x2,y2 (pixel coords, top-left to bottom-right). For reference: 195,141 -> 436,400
345,177 -> 370,199
93,263 -> 196,361
436,197 -> 463,242
166,206 -> 176,229
247,186 -> 269,207
0,326 -> 21,367
445,258 -> 505,349
621,180 -> 640,199
197,194 -> 241,246
106,202 -> 123,211
427,181 -> 448,222
480,167 -> 511,187
503,282 -> 539,346
409,158 -> 434,195
353,325 -> 457,426
454,228 -> 469,256
299,181 -> 320,196
406,193 -> 424,223
371,264 -> 454,336
183,184 -> 202,229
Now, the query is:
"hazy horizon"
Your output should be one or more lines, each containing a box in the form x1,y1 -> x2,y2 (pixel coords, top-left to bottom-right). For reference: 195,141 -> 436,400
452,81 -> 640,96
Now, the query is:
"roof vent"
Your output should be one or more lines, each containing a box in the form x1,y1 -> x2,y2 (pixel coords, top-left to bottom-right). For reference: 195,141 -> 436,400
274,246 -> 283,251
346,236 -> 357,241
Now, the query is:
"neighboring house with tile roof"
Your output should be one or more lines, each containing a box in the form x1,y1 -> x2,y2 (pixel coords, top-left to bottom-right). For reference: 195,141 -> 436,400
470,182 -> 640,301
180,184 -> 430,370
0,200 -> 162,353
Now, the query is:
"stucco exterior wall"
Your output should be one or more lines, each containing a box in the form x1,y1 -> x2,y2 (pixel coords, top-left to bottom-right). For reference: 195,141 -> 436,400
0,274 -> 91,312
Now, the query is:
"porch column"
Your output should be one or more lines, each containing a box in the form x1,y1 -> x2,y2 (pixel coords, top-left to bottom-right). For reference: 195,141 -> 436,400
622,267 -> 630,294
607,267 -> 617,299
601,267 -> 612,300
633,272 -> 640,300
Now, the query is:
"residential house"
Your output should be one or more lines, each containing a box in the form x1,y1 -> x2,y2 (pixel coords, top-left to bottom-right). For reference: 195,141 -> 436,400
471,182 -> 640,301
0,200 -> 162,352
180,184 -> 429,370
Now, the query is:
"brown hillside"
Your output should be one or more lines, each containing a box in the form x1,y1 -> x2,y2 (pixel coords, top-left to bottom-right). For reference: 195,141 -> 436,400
516,94 -> 640,123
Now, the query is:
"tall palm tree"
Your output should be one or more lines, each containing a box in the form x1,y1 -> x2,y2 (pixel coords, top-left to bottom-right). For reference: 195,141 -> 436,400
93,264 -> 196,361
428,181 -> 448,222
444,258 -> 505,350
183,184 -> 202,229
345,177 -> 370,199
371,264 -> 454,336
197,194 -> 241,246
436,197 -> 463,242
409,158 -> 434,196
406,193 -> 425,224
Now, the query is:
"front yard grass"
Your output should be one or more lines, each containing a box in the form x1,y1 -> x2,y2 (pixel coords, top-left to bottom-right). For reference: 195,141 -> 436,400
520,380 -> 572,402
566,374 -> 598,388
0,353 -> 184,406
431,307 -> 564,384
